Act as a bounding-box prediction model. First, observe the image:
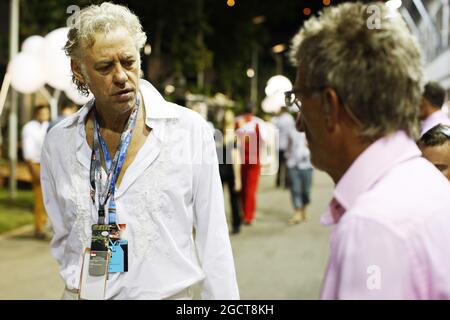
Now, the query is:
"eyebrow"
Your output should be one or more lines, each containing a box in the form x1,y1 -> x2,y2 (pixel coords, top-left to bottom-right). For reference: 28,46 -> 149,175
94,60 -> 113,67
94,55 -> 135,67
121,55 -> 135,60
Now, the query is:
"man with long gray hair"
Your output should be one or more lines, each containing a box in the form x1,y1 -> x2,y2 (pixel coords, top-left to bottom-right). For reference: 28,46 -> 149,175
287,2 -> 450,299
41,2 -> 238,300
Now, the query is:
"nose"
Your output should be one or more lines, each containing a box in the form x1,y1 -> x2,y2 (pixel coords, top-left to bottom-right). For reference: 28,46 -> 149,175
295,110 -> 305,132
113,64 -> 127,85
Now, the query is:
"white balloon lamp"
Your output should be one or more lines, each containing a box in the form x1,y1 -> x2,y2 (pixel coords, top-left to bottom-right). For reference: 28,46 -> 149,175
21,35 -> 45,57
42,27 -> 72,90
9,52 -> 46,94
64,82 -> 93,105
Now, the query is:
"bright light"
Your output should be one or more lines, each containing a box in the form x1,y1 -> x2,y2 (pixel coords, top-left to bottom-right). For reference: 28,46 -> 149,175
272,44 -> 286,54
252,16 -> 265,24
264,75 -> 292,97
165,85 -> 175,95
144,44 -> 152,55
386,0 -> 402,10
227,0 -> 235,7
246,68 -> 255,78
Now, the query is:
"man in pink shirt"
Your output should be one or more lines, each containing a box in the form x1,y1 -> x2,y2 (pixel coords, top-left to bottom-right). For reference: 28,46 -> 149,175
287,2 -> 450,299
420,81 -> 450,136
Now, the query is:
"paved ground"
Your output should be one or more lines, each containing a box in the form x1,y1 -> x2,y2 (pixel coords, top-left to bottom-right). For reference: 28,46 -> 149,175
0,169 -> 334,300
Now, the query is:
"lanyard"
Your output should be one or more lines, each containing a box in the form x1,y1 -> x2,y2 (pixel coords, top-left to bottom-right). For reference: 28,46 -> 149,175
89,96 -> 140,225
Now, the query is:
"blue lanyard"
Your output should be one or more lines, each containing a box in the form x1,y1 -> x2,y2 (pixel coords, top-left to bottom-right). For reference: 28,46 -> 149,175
89,96 -> 140,225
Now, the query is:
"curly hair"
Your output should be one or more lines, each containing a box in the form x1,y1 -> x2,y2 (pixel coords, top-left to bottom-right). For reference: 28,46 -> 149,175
64,2 -> 147,96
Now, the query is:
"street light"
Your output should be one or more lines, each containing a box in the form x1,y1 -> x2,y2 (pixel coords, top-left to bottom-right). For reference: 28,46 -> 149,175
164,84 -> 175,95
226,0 -> 235,7
144,44 -> 152,56
246,68 -> 255,78
252,16 -> 265,25
271,43 -> 287,75
272,44 -> 287,54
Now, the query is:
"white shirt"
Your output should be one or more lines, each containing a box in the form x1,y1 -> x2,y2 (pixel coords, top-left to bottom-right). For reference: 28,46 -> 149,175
286,130 -> 312,170
40,79 -> 239,300
22,120 -> 49,163
274,112 -> 295,151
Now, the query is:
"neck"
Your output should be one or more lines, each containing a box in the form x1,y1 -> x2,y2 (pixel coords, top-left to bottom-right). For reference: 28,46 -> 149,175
428,108 -> 441,117
329,134 -> 373,184
96,107 -> 132,132
95,100 -> 139,133
422,104 -> 440,120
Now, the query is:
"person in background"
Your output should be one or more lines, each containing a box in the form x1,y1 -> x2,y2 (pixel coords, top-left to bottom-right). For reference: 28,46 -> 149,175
216,109 -> 242,234
419,81 -> 450,136
285,128 -> 313,225
235,102 -> 266,225
417,124 -> 450,181
289,2 -> 450,299
47,102 -> 79,132
273,106 -> 295,189
22,104 -> 50,239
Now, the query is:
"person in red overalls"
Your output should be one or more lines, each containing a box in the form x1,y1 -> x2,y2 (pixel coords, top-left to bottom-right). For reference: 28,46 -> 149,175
235,102 -> 266,225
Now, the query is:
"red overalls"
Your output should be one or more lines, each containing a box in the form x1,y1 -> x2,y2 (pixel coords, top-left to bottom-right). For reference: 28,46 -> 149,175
235,114 -> 262,224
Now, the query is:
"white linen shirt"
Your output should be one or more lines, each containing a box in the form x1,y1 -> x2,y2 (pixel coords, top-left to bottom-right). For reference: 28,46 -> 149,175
41,79 -> 239,300
285,130 -> 312,170
274,112 -> 295,151
22,120 -> 49,163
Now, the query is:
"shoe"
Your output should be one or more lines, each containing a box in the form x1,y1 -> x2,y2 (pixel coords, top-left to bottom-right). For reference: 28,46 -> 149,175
288,209 -> 304,225
34,232 -> 47,240
231,228 -> 240,235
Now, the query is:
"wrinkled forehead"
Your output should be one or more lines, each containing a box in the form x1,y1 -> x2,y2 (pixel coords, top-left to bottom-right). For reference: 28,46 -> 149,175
85,27 -> 139,61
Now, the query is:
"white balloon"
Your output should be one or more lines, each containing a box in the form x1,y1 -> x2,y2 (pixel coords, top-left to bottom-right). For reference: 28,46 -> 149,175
64,82 -> 93,105
42,27 -> 72,90
261,91 -> 285,113
21,35 -> 45,57
9,52 -> 46,94
264,75 -> 292,97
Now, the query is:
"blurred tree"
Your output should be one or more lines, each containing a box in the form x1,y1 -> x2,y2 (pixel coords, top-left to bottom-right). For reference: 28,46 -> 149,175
0,0 -> 352,108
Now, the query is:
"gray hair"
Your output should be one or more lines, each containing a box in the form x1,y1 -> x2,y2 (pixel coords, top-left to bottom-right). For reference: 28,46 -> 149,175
64,2 -> 147,96
289,2 -> 424,140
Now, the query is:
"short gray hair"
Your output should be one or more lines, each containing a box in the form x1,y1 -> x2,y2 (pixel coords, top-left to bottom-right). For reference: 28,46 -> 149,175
64,2 -> 147,96
289,2 -> 424,140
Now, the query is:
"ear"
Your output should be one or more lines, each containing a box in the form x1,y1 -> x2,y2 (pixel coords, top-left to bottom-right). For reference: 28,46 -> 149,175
71,60 -> 86,84
322,87 -> 341,132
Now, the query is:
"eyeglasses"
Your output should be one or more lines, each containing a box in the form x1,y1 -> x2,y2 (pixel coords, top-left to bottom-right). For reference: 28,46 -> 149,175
284,90 -> 302,110
284,86 -> 325,111
438,125 -> 450,138
285,86 -> 364,128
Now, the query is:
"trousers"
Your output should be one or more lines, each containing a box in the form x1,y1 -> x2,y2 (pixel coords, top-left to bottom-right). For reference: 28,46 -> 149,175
30,163 -> 47,234
240,163 -> 260,224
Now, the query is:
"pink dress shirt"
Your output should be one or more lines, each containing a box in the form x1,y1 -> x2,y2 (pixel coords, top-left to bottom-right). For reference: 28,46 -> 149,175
320,131 -> 450,300
421,110 -> 450,136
